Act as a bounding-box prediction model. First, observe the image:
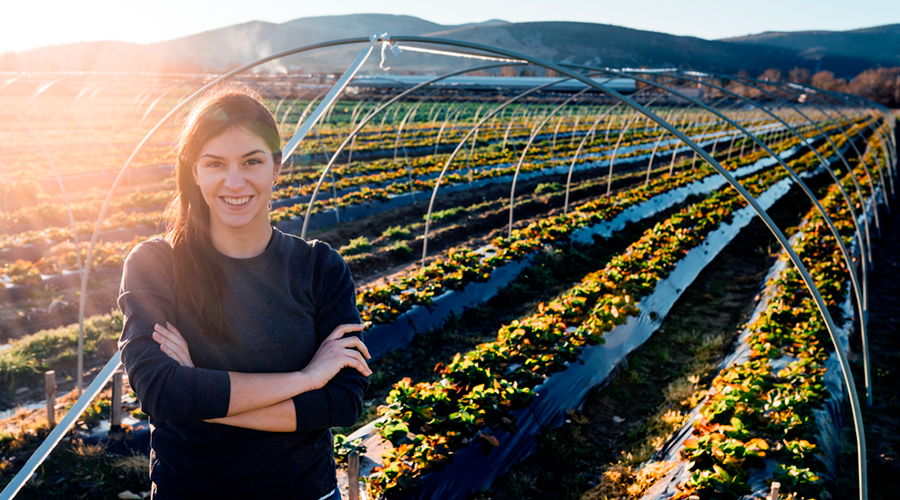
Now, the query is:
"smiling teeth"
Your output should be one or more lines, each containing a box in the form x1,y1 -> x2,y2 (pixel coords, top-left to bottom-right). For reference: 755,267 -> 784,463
223,197 -> 250,205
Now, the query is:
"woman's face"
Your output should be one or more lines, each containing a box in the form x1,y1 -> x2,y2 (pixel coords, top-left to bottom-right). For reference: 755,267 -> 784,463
193,126 -> 279,238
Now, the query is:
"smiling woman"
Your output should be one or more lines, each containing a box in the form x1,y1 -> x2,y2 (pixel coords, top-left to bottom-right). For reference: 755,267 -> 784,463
116,85 -> 372,500
193,127 -> 280,257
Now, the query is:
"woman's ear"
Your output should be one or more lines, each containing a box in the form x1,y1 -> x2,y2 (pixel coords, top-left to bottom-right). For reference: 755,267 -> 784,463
192,163 -> 199,182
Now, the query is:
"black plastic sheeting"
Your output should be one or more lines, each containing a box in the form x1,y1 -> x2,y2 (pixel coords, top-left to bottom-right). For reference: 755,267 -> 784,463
337,168 -> 798,500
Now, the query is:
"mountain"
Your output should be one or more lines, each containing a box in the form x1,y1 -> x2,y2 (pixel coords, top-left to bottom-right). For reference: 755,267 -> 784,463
1,14 -> 896,78
720,24 -> 900,76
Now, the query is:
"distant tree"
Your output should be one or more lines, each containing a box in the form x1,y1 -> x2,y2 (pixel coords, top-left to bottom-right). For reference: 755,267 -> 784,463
546,68 -> 560,77
848,67 -> 900,108
811,71 -> 848,92
758,68 -> 782,82
520,67 -> 538,77
788,67 -> 812,85
499,65 -> 518,77
727,70 -> 752,99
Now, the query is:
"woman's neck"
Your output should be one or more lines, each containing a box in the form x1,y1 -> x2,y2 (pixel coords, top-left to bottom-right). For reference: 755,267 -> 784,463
209,219 -> 273,259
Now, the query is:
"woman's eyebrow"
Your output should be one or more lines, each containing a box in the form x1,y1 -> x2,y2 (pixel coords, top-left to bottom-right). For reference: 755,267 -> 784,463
198,149 -> 266,160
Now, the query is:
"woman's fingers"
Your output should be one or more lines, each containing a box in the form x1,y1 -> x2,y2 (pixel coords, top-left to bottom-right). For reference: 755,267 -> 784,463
343,349 -> 371,376
329,336 -> 371,359
325,323 -> 365,341
157,338 -> 187,365
152,323 -> 194,367
156,323 -> 189,351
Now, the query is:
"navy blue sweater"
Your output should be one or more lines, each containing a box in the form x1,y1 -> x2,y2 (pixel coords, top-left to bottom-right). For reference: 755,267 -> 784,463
117,228 -> 368,499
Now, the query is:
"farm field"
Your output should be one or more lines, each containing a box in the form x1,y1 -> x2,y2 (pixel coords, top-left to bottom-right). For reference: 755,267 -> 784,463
0,67 -> 895,500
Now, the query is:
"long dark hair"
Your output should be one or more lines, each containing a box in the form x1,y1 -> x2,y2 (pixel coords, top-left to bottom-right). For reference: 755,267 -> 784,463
164,84 -> 283,343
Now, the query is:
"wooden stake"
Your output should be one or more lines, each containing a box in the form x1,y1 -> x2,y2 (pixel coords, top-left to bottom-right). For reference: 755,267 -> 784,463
110,369 -> 123,429
769,481 -> 781,500
348,451 -> 360,500
44,371 -> 56,428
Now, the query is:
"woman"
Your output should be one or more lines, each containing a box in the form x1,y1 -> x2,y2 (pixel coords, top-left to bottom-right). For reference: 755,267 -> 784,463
117,85 -> 371,500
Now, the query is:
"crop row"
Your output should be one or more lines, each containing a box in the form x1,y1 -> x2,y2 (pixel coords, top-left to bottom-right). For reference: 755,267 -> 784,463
359,124 -> 847,498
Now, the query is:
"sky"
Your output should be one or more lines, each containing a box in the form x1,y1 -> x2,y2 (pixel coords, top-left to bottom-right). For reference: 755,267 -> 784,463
2,0 -> 899,54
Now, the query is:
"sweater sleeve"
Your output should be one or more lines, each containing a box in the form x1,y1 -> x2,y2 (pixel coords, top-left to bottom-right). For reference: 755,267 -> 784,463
117,240 -> 232,422
291,243 -> 370,431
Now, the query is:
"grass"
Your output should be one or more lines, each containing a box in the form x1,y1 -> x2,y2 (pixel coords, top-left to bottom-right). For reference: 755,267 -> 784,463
534,182 -> 563,194
338,236 -> 372,256
0,311 -> 122,401
381,225 -> 412,241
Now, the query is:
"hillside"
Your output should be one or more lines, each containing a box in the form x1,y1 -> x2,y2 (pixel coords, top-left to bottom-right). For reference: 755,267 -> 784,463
0,14 -> 896,78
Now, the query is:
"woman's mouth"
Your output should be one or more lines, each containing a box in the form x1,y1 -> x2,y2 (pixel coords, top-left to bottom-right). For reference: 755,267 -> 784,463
221,196 -> 252,207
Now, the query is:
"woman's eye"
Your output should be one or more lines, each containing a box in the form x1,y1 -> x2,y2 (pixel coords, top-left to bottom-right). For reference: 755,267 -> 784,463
245,158 -> 262,166
206,161 -> 224,168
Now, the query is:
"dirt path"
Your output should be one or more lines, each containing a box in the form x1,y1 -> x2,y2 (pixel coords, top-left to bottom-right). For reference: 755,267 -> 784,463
835,202 -> 900,500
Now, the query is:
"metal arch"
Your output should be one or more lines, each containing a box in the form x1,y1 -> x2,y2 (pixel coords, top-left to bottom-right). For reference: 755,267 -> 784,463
828,90 -> 897,166
696,72 -> 875,273
421,76 -> 587,265
393,98 -> 427,161
860,119 -> 897,196
377,36 -> 867,500
729,74 -> 877,268
604,68 -> 877,409
562,88 -> 716,214
136,79 -> 205,130
806,89 -> 896,201
506,82 -> 598,236
21,74 -> 72,113
807,97 -> 888,226
610,95 -> 734,191
283,89 -> 329,158
0,75 -> 26,95
642,97 -> 744,173
297,61 -> 527,239
773,82 -> 885,235
606,86 -> 733,195
505,78 -> 676,234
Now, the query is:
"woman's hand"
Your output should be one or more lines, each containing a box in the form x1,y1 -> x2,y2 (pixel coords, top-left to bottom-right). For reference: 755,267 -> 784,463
301,324 -> 371,390
152,322 -> 194,368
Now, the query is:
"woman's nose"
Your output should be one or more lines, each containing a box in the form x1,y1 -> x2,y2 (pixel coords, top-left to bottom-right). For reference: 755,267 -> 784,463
223,166 -> 246,190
